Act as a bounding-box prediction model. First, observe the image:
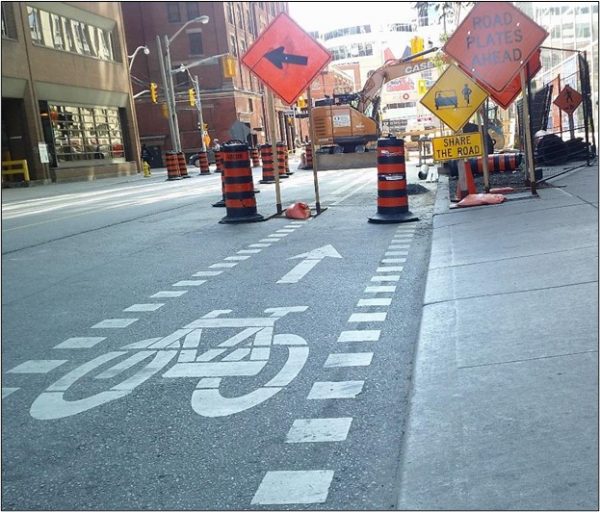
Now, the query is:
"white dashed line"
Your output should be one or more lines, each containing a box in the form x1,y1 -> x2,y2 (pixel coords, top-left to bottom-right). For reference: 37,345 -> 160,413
381,258 -> 406,264
324,352 -> 373,367
192,271 -> 223,277
209,262 -> 238,268
123,303 -> 164,312
364,286 -> 396,293
92,318 -> 138,328
252,470 -> 334,505
357,298 -> 392,307
225,255 -> 251,261
376,266 -> 403,272
348,312 -> 387,322
249,243 -> 271,248
54,337 -> 106,349
173,280 -> 207,286
267,233 -> 288,238
8,360 -> 68,373
237,249 -> 262,254
337,330 -> 381,342
2,388 -> 19,398
389,244 -> 410,249
371,275 -> 400,282
259,239 -> 278,243
285,418 -> 353,443
385,251 -> 408,256
151,290 -> 187,298
307,380 -> 365,399
276,229 -> 296,233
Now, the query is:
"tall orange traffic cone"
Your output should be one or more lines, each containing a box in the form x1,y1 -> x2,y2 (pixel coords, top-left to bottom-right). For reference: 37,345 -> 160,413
456,160 -> 478,200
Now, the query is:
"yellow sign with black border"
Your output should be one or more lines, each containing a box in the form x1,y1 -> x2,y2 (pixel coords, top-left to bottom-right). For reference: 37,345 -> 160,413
432,133 -> 483,162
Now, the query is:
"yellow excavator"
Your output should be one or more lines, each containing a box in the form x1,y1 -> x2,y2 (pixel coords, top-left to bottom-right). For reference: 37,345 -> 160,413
311,48 -> 438,153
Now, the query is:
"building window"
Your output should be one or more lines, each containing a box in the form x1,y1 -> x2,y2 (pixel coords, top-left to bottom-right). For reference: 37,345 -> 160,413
248,99 -> 253,112
49,104 -> 124,163
230,34 -> 237,56
188,31 -> 203,55
227,2 -> 234,24
27,6 -> 43,43
186,2 -> 200,20
167,3 -> 181,23
2,3 -> 16,38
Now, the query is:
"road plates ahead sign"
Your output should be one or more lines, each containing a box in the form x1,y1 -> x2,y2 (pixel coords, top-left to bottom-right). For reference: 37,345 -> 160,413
241,12 -> 332,105
553,85 -> 583,115
420,64 -> 488,132
432,133 -> 484,162
443,2 -> 548,93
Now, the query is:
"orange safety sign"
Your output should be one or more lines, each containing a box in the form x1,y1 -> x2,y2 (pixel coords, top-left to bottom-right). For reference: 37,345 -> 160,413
553,85 -> 583,116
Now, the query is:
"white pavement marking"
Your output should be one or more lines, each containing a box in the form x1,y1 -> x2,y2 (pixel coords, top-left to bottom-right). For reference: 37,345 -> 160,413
209,262 -> 238,268
286,418 -> 353,443
324,352 -> 373,367
151,290 -> 187,298
389,244 -> 410,249
308,380 -> 364,399
276,229 -> 296,233
357,298 -> 392,307
225,255 -> 251,261
54,336 -> 106,349
337,330 -> 381,342
364,286 -> 396,293
251,470 -> 334,505
123,303 -> 164,312
249,243 -> 271,248
284,224 -> 302,228
385,251 -> 409,256
277,259 -> 320,284
92,318 -> 138,328
173,280 -> 207,286
381,258 -> 407,264
237,249 -> 262,254
376,266 -> 404,272
267,233 -> 288,238
2,388 -> 19,398
8,360 -> 67,373
259,239 -> 279,243
348,312 -> 387,322
371,275 -> 400,282
192,270 -> 223,277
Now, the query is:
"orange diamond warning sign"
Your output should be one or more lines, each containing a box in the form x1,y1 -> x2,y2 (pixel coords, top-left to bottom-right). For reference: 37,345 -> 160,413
553,85 -> 583,116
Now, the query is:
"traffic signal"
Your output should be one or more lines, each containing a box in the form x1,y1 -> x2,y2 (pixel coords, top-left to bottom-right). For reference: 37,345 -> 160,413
188,88 -> 196,106
417,79 -> 427,95
297,97 -> 307,109
222,54 -> 237,78
161,103 -> 168,119
150,82 -> 158,103
410,36 -> 424,55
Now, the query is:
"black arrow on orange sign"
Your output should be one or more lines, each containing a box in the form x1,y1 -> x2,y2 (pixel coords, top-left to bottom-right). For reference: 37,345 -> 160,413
264,46 -> 308,69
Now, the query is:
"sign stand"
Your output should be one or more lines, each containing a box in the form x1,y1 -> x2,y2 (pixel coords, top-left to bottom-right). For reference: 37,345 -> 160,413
306,88 -> 322,215
520,68 -> 537,195
266,89 -> 283,215
477,107 -> 490,193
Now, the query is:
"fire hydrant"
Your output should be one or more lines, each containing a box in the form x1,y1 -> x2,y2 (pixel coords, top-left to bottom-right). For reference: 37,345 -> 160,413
143,161 -> 152,177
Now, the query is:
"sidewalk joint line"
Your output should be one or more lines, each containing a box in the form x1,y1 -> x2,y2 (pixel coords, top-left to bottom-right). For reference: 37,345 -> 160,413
458,349 -> 598,370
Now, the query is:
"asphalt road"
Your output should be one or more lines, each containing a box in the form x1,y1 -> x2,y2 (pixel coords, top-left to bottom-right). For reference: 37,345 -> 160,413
2,160 -> 437,509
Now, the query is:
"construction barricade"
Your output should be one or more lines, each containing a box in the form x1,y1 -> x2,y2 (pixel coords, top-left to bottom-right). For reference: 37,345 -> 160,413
165,151 -> 181,181
219,141 -> 264,223
466,153 -> 522,174
1,159 -> 30,185
259,144 -> 275,184
368,136 -> 418,224
276,142 -> 289,179
198,150 -> 210,175
177,152 -> 190,178
214,150 -> 223,174
305,143 -> 313,169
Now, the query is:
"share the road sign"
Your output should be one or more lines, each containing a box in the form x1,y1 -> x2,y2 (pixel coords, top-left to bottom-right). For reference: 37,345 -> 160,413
241,13 -> 332,105
420,64 -> 488,132
432,133 -> 484,162
443,1 -> 548,94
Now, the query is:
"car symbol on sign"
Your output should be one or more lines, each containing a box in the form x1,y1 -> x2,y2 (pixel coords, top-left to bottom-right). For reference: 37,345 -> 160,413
435,90 -> 458,109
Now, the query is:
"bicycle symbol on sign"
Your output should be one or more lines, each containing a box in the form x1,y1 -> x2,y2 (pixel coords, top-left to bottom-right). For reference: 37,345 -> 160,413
30,307 -> 309,420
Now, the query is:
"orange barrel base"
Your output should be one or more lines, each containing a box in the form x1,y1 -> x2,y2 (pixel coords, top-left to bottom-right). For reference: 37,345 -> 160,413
369,136 -> 418,224
165,151 -> 181,181
259,144 -> 276,184
198,150 -> 210,175
467,153 -> 523,174
219,141 -> 264,223
177,152 -> 191,178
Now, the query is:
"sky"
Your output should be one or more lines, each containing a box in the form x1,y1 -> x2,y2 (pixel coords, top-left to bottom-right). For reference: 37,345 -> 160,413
287,2 -> 411,33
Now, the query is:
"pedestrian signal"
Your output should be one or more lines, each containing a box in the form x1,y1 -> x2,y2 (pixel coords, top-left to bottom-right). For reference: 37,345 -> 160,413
188,88 -> 196,106
410,36 -> 424,56
417,79 -> 427,95
222,54 -> 237,78
150,82 -> 158,103
297,97 -> 307,108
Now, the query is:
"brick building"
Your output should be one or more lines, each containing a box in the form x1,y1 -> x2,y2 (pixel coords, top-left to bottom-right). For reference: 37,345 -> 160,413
1,2 -> 141,183
122,1 -> 306,165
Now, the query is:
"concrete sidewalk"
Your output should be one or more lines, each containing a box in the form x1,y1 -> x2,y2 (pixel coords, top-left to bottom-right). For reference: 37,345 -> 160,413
398,162 -> 599,510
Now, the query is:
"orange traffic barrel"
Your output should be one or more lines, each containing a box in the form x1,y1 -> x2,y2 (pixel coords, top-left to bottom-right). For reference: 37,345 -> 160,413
259,144 -> 275,184
305,143 -> 313,169
214,150 -> 223,174
369,136 -> 418,224
177,152 -> 190,178
250,147 -> 261,167
219,141 -> 264,223
198,150 -> 210,175
466,153 -> 522,174
165,151 -> 181,181
276,142 -> 289,179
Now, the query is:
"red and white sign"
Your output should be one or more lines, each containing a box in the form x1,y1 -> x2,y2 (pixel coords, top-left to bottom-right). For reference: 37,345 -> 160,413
241,13 -> 332,105
553,85 -> 583,116
443,2 -> 548,93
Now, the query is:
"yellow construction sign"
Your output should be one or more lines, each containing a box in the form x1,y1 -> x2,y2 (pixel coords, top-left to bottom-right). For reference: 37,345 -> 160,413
420,64 -> 488,132
432,133 -> 483,162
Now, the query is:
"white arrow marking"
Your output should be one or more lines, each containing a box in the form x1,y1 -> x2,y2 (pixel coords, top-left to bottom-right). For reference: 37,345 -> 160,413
278,245 -> 342,284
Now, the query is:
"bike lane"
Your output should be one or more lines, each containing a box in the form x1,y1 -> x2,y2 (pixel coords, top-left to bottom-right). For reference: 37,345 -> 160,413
2,172 -> 436,509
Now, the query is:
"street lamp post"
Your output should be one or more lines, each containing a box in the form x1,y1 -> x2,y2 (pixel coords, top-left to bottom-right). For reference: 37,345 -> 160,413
160,15 -> 209,154
128,45 -> 150,72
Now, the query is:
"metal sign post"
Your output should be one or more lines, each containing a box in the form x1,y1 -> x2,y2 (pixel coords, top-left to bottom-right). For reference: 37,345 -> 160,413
156,36 -> 178,152
477,106 -> 490,193
306,87 -> 322,214
520,68 -> 537,195
266,89 -> 283,215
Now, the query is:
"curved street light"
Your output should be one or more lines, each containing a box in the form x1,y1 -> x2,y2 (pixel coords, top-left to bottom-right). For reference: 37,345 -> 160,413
128,45 -> 150,72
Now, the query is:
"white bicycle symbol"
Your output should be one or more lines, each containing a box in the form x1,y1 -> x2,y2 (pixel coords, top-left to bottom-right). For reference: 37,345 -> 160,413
30,307 -> 309,420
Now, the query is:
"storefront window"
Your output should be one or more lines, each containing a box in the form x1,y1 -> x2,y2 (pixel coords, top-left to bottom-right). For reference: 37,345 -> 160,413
50,104 -> 124,164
